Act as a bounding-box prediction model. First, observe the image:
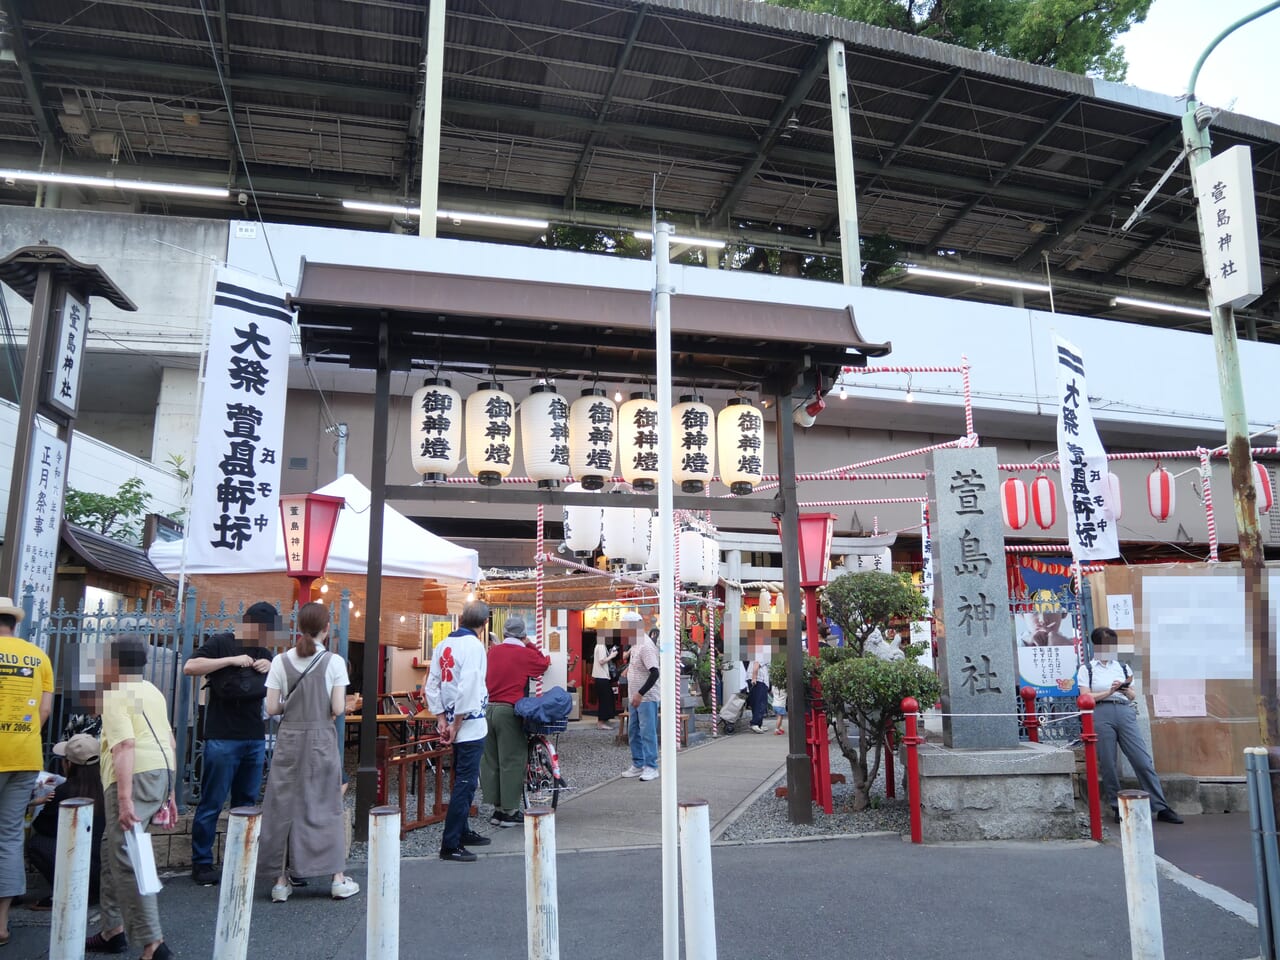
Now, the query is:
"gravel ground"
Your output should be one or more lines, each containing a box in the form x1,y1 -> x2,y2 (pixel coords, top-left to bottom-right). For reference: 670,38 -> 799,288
347,718 -> 633,861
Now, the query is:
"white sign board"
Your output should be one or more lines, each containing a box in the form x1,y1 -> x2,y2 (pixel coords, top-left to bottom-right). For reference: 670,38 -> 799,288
185,269 -> 290,570
1193,145 -> 1262,310
1053,336 -> 1119,561
1107,593 -> 1134,631
46,291 -> 88,418
16,423 -> 69,639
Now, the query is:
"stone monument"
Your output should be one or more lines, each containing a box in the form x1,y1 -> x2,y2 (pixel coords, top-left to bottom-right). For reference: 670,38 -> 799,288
917,446 -> 1077,841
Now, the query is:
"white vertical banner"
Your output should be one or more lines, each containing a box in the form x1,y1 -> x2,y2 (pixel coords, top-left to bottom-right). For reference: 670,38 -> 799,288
1193,145 -> 1262,310
16,423 -> 69,638
1053,335 -> 1119,561
186,269 -> 291,570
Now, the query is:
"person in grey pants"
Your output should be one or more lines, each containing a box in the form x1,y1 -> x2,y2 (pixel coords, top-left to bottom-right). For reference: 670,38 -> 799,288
1076,627 -> 1183,825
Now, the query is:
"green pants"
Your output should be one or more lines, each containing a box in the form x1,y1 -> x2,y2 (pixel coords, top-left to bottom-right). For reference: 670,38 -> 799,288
481,703 -> 526,815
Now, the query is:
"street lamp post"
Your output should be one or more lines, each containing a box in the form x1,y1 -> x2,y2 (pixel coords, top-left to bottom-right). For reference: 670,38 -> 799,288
278,493 -> 345,604
1181,1 -> 1280,745
774,512 -> 836,814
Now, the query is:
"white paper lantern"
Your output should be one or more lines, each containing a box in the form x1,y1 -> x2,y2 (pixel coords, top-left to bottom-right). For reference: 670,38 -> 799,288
645,512 -> 663,576
672,394 -> 715,493
619,393 -> 660,491
562,482 -> 602,558
466,382 -> 516,485
410,378 -> 462,481
699,533 -> 720,587
718,399 -> 764,495
521,383 -> 570,489
678,528 -> 709,586
569,389 -> 617,490
622,508 -> 653,569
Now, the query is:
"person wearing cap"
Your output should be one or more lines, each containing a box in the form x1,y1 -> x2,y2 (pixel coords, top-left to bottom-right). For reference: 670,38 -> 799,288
181,601 -> 279,886
481,615 -> 551,830
424,601 -> 491,863
27,733 -> 105,909
0,596 -> 53,948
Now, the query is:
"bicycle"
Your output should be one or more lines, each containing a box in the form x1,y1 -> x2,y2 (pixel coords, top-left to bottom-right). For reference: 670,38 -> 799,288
522,717 -> 567,810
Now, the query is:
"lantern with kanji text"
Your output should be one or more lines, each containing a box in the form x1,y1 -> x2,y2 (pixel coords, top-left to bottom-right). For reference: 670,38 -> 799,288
279,492 -> 345,603
671,394 -> 715,493
718,398 -> 764,495
521,383 -> 570,489
568,389 -> 617,490
410,378 -> 461,481
466,382 -> 516,485
619,393 -> 660,491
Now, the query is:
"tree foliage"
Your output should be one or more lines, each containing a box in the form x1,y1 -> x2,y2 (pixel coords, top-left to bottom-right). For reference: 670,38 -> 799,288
768,0 -> 1152,80
822,569 -> 928,654
63,477 -> 151,543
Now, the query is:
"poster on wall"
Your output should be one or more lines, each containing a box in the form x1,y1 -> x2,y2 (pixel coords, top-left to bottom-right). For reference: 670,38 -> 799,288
185,269 -> 291,571
1011,556 -> 1080,696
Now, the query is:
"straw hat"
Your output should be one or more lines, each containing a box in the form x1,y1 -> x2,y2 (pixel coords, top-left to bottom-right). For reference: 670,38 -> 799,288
0,597 -> 24,622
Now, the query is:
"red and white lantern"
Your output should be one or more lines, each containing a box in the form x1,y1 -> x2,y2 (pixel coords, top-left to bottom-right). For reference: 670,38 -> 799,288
1255,463 -> 1274,515
1147,466 -> 1175,523
1031,475 -> 1056,530
1106,472 -> 1123,521
1000,477 -> 1029,531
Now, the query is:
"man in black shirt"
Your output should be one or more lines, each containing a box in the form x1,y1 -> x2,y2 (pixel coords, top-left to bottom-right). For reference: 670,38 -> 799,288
182,601 -> 279,885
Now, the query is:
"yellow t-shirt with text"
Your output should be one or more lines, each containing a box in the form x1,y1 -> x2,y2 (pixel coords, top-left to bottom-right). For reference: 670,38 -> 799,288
100,679 -> 172,790
0,634 -> 53,772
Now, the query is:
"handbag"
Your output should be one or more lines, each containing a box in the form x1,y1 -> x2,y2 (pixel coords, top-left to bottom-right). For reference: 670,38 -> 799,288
141,712 -> 177,833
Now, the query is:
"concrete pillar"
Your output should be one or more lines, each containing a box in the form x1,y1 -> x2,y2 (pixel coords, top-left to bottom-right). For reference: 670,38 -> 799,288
151,366 -> 200,470
826,40 -> 861,286
418,0 -> 446,237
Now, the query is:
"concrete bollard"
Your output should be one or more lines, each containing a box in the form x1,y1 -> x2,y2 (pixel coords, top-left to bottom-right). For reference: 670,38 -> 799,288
1118,791 -> 1165,960
49,798 -> 94,960
678,800 -> 718,960
524,807 -> 559,960
367,806 -> 401,960
213,807 -> 262,960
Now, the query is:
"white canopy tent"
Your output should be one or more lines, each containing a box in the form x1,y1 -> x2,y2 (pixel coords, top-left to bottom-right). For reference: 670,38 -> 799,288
149,473 -> 480,583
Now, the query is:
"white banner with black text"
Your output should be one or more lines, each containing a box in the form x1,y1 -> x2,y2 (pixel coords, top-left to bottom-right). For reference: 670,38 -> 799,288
185,269 -> 291,571
1053,335 -> 1119,561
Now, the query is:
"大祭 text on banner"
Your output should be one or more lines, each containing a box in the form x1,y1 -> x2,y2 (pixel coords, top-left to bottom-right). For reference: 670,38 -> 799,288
1052,335 -> 1119,562
185,269 -> 291,570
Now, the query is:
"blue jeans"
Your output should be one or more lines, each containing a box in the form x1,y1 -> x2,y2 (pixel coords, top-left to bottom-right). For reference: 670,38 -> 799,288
442,738 -> 484,852
192,738 -> 266,865
628,700 -> 658,770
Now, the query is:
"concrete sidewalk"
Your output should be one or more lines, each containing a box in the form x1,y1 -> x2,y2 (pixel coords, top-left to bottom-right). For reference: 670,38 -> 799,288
481,726 -> 789,854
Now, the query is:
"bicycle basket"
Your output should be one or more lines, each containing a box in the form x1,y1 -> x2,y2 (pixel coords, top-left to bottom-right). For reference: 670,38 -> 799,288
523,718 -> 568,736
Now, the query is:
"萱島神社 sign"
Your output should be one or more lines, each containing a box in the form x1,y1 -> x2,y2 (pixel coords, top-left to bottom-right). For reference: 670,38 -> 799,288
1193,145 -> 1262,310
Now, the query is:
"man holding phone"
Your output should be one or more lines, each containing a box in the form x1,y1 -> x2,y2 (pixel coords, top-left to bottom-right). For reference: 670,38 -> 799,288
1077,627 -> 1182,825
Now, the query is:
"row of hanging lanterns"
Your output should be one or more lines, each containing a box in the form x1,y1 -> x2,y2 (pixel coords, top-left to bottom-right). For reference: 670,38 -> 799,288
1000,463 -> 1273,531
411,379 -> 767,494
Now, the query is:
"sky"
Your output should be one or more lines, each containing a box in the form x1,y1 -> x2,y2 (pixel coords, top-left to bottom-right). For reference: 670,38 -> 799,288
1118,0 -> 1280,125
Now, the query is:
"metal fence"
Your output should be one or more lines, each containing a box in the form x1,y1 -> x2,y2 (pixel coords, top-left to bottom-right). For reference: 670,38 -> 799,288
20,585 -> 351,809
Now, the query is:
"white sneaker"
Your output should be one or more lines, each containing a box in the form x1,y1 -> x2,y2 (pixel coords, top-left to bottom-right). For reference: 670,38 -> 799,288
639,767 -> 659,781
270,882 -> 292,903
751,725 -> 765,734
621,765 -> 644,778
331,876 -> 360,900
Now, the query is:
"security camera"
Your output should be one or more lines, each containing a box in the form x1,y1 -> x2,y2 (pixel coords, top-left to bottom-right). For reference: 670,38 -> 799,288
237,191 -> 248,207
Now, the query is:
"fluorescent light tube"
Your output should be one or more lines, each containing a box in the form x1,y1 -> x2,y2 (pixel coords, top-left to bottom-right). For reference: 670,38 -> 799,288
905,265 -> 1050,293
0,169 -> 228,198
342,199 -> 421,216
436,210 -> 547,229
1110,296 -> 1211,318
634,230 -> 727,250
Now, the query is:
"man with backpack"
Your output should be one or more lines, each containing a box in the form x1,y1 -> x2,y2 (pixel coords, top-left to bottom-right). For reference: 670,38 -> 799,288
1077,627 -> 1183,825
182,601 -> 280,885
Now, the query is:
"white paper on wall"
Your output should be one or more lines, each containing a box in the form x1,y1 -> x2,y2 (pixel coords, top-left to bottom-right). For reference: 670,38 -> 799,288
1144,575 -> 1249,680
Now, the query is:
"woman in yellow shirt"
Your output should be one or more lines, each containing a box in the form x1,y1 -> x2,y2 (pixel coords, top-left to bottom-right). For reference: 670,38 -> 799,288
86,637 -> 176,960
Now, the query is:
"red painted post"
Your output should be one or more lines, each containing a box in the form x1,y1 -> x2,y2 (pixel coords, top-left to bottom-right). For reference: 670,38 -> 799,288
1078,694 -> 1102,842
884,728 -> 896,800
1020,686 -> 1040,743
902,697 -> 923,844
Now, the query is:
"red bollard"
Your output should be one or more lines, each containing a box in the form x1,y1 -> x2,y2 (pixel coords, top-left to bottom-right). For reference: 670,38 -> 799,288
884,728 -> 896,800
1020,686 -> 1040,743
902,697 -> 923,844
1078,693 -> 1102,841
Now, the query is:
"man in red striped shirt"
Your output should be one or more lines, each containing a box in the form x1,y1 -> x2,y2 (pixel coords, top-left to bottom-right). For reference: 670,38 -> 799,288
481,616 -> 551,828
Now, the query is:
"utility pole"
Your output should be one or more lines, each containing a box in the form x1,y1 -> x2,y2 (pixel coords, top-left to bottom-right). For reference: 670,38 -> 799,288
1181,2 -> 1280,745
